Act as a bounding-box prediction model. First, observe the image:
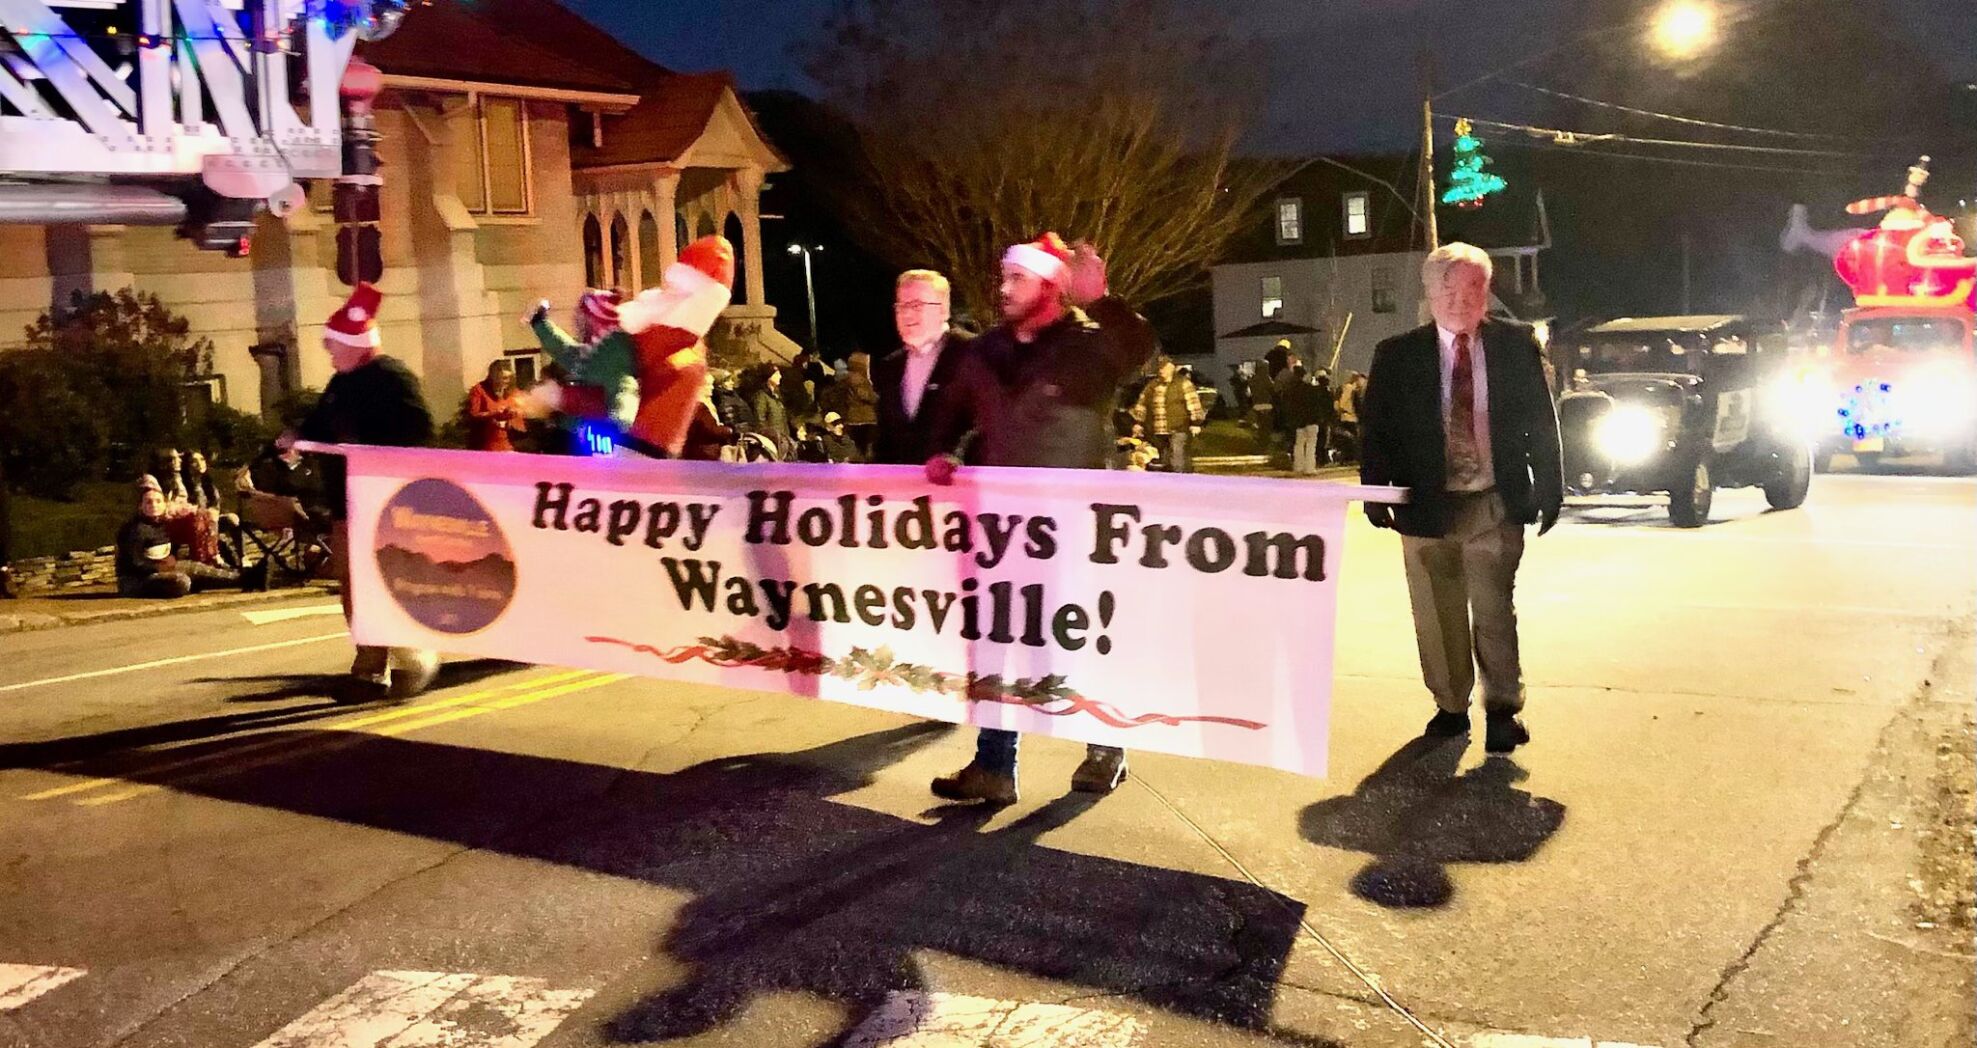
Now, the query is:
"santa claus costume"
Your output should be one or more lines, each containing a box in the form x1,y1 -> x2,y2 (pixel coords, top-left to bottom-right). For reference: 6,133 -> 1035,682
616,235 -> 736,457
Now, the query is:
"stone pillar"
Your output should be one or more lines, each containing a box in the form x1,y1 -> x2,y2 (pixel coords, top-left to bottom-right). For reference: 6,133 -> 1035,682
656,171 -> 679,273
735,168 -> 766,307
44,225 -> 136,306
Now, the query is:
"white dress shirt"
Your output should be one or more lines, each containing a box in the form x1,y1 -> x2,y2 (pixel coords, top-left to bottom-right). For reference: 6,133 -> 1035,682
1436,324 -> 1495,492
901,336 -> 944,419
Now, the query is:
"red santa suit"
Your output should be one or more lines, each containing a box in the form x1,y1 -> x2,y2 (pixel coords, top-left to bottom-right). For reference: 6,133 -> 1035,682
617,236 -> 736,457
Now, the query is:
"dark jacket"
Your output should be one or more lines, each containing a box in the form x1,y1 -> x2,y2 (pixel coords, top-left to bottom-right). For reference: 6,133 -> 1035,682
1279,378 -> 1327,430
873,331 -> 976,465
681,403 -> 736,461
933,298 -> 1157,469
1359,319 -> 1563,538
297,356 -> 433,520
116,516 -> 175,583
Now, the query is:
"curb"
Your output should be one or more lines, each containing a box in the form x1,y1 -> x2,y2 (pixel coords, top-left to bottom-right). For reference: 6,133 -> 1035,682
0,583 -> 340,635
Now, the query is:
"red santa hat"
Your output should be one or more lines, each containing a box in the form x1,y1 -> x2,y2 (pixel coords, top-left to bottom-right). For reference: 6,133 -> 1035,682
578,288 -> 622,331
325,283 -> 382,348
1003,232 -> 1073,286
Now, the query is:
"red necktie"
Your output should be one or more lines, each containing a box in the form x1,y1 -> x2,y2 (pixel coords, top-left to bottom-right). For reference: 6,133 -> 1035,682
1449,332 -> 1479,477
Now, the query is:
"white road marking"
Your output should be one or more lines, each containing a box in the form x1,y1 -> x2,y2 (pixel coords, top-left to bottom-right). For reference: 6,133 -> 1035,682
242,604 -> 343,626
0,963 -> 85,1011
843,991 -> 1146,1047
0,633 -> 346,695
252,969 -> 593,1048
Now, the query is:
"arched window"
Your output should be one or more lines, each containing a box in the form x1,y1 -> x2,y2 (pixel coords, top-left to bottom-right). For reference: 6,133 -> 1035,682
638,211 -> 661,290
722,212 -> 747,305
609,214 -> 631,289
581,214 -> 603,288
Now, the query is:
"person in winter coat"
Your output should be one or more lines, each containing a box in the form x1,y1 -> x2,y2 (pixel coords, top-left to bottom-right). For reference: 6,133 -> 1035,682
527,290 -> 637,455
116,477 -> 245,597
467,360 -> 528,452
748,365 -> 794,458
681,374 -> 738,461
922,233 -> 1157,805
291,282 -> 439,701
838,350 -> 881,459
1130,356 -> 1206,472
1281,370 -> 1326,474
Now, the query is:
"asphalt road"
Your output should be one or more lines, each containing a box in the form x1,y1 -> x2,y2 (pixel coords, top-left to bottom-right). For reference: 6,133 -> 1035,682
0,471 -> 1971,1048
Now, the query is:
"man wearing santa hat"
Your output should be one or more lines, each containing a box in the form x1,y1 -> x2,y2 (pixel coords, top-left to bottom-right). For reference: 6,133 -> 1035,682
922,233 -> 1158,804
291,283 -> 440,700
614,235 -> 737,457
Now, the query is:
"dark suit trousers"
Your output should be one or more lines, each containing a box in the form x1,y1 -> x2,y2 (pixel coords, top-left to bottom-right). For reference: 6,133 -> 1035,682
1399,489 -> 1526,714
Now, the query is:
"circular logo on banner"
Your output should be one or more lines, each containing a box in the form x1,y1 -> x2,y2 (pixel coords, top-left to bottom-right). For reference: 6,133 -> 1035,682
373,477 -> 516,634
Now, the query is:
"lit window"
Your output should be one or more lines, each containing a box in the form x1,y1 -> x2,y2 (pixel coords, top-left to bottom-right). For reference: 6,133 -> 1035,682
1275,198 -> 1303,244
1372,266 -> 1396,314
1343,192 -> 1370,238
454,97 -> 533,216
1262,276 -> 1284,319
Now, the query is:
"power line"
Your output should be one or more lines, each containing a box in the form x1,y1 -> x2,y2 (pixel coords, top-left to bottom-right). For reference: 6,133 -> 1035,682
1450,114 -> 1908,159
1502,79 -> 1927,144
1486,133 -> 1884,176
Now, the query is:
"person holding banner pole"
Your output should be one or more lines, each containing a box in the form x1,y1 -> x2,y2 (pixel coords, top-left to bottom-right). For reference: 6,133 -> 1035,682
290,283 -> 441,701
923,233 -> 1158,804
1358,243 -> 1562,756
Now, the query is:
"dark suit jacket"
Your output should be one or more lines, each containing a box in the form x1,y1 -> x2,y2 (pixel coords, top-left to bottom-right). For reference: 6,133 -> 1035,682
873,331 -> 976,465
1359,319 -> 1563,538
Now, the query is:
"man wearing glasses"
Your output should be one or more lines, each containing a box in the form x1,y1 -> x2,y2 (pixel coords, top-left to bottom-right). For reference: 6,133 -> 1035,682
874,270 -> 977,466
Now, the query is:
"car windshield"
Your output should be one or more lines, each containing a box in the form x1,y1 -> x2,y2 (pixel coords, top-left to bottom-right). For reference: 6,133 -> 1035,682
1576,334 -> 1727,375
1845,317 -> 1969,354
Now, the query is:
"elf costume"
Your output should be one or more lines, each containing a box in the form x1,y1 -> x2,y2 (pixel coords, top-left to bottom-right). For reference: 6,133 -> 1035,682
528,289 -> 639,453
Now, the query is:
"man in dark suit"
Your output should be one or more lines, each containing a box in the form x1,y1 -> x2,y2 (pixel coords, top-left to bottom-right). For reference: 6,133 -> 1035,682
873,270 -> 975,465
1359,243 -> 1563,755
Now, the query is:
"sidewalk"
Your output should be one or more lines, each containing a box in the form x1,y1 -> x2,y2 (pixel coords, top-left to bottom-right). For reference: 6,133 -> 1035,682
0,582 -> 339,634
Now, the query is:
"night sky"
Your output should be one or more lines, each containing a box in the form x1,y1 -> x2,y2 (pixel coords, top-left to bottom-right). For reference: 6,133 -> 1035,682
559,0 -> 1974,153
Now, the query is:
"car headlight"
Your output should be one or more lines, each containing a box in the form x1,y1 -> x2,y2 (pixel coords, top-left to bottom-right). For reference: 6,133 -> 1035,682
1596,406 -> 1665,465
1766,374 -> 1838,440
1897,372 -> 1977,438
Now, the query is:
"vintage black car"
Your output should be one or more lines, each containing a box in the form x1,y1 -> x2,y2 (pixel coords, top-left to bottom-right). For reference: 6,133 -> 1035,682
1556,315 -> 1813,527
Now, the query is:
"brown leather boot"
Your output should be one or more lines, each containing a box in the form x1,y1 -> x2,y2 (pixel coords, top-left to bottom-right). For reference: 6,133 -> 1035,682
930,764 -> 1018,805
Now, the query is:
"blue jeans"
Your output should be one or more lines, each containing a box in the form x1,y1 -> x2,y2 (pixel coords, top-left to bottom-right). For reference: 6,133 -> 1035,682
972,729 -> 1123,777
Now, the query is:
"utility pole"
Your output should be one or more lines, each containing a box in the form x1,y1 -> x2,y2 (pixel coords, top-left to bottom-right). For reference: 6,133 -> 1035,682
1418,49 -> 1440,253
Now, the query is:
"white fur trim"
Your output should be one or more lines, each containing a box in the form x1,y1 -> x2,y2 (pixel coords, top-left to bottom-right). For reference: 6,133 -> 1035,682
348,306 -> 369,323
664,259 -> 723,295
323,327 -> 380,348
620,280 -> 731,339
1004,242 -> 1069,285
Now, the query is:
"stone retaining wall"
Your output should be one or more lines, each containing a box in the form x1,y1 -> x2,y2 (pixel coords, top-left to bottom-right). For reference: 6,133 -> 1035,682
7,546 -> 118,593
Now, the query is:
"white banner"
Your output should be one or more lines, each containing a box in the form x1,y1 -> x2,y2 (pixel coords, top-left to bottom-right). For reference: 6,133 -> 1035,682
325,445 -> 1397,777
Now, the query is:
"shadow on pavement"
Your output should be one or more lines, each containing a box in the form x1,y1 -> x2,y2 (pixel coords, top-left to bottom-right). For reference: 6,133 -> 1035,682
8,719 -> 1325,1045
200,657 -> 529,704
1300,737 -> 1565,909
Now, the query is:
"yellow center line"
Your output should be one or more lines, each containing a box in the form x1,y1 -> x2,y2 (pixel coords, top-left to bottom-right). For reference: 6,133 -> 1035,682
19,668 -> 606,804
367,674 -> 631,736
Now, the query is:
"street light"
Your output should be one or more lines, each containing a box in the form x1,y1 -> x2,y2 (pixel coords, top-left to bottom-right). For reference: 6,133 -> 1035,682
787,242 -> 823,351
1650,0 -> 1718,61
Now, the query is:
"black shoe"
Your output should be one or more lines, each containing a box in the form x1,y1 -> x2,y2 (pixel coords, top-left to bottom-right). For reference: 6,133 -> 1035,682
1423,710 -> 1471,738
930,764 -> 1018,805
1070,748 -> 1128,793
1485,713 -> 1530,754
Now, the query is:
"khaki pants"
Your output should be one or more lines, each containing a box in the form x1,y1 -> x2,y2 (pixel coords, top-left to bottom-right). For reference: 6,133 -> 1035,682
1399,490 -> 1526,714
328,520 -> 430,681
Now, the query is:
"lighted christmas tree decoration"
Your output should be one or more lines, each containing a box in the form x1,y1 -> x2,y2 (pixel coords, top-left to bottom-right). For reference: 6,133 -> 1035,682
1442,118 -> 1508,210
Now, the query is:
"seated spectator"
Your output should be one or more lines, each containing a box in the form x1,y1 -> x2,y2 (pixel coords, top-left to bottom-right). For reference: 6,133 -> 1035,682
117,479 -> 251,598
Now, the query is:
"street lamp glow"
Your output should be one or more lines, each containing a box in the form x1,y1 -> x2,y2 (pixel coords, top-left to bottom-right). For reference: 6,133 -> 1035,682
1651,1 -> 1718,61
